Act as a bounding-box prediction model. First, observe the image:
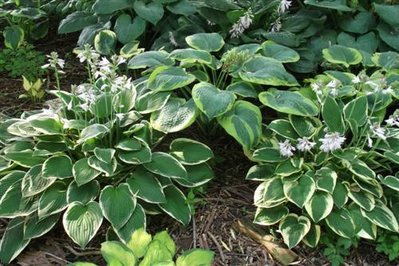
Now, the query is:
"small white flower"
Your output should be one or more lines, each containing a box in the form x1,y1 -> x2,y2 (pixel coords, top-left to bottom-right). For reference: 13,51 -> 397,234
311,82 -> 323,95
169,31 -> 178,47
367,135 -> 373,148
42,52 -> 65,70
386,113 -> 399,127
352,75 -> 361,84
370,123 -> 386,140
279,140 -> 295,157
80,102 -> 90,111
296,137 -> 316,152
320,132 -> 346,153
229,9 -> 254,38
329,88 -> 338,97
326,79 -> 340,89
270,19 -> 282,32
278,0 -> 292,14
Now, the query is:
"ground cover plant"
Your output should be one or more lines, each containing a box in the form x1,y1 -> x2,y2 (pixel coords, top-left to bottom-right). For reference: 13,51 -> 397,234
0,50 -> 215,264
248,46 -> 399,253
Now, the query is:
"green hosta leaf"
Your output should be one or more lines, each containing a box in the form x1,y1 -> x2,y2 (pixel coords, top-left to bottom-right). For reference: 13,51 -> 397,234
322,96 -> 345,134
254,177 -> 285,208
0,218 -> 30,264
218,100 -> 262,150
0,181 -> 34,218
134,0 -> 164,25
94,148 -> 115,164
344,96 -> 368,126
361,201 -> 399,232
120,41 -> 143,58
353,177 -> 383,199
94,30 -> 117,55
42,155 -> 72,180
139,239 -> 173,266
176,163 -> 214,187
186,33 -> 224,52
167,0 -> 197,15
113,87 -> 137,113
127,169 -> 166,203
88,156 -> 117,177
268,119 -> 299,140
118,143 -> 152,165
0,171 -> 25,197
226,81 -> 257,98
332,182 -> 349,208
136,91 -> 171,114
29,117 -> 63,135
259,90 -> 319,117
379,175 -> 399,191
260,41 -> 300,63
176,249 -> 215,266
148,66 -> 196,92
325,208 -> 356,238
150,98 -> 198,133
67,180 -> 100,204
239,56 -> 298,86
275,159 -> 302,176
4,150 -> 46,167
252,148 -> 285,163
170,138 -> 213,165
192,82 -> 236,119
304,0 -> 351,11
279,214 -> 311,249
22,164 -> 56,197
101,241 -> 137,266
253,206 -> 289,226
303,225 -> 321,248
372,52 -> 399,71
73,158 -> 101,186
315,167 -> 337,193
350,206 -> 377,240
116,204 -> 146,243
115,138 -> 142,151
93,0 -> 133,14
38,181 -> 68,218
78,124 -> 108,144
305,191 -> 334,223
159,185 -> 191,225
115,14 -> 146,44
127,228 -> 152,258
289,115 -> 317,137
24,213 -> 60,239
144,152 -> 187,179
169,49 -> 213,64
373,3 -> 399,28
283,174 -> 316,208
3,25 -> 24,49
349,160 -> 375,181
128,51 -> 174,70
63,201 -> 103,248
338,12 -> 376,34
348,189 -> 375,211
100,184 -> 136,229
322,45 -> 362,67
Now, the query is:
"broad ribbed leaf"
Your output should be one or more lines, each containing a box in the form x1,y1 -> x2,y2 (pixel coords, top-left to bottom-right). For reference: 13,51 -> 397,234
218,100 -> 262,150
22,164 -> 55,197
374,3 -> 399,28
63,201 -> 103,248
323,96 -> 345,134
252,148 -> 285,163
379,175 -> 399,191
254,206 -> 289,226
148,66 -> 196,92
136,91 -> 171,114
322,45 -> 362,67
159,185 -> 191,225
42,155 -> 72,179
170,138 -> 213,165
186,33 -> 224,52
176,163 -> 214,187
144,152 -> 187,179
326,208 -> 356,238
94,30 -> 116,55
279,214 -> 311,248
93,0 -> 133,14
24,213 -> 60,239
67,180 -> 100,204
0,218 -> 30,264
73,158 -> 101,186
118,143 -> 152,165
315,167 -> 337,193
116,204 -> 146,243
127,169 -> 166,203
348,190 -> 375,211
254,177 -> 285,208
133,0 -> 164,25
100,184 -> 136,229
128,51 -> 174,70
261,41 -> 300,63
305,191 -> 334,223
101,241 -> 137,265
38,181 -> 68,218
78,124 -> 108,144
268,119 -> 299,140
361,201 -> 399,232
192,82 -> 236,119
259,90 -> 319,116
114,14 -> 146,44
344,96 -> 368,126
127,228 -> 152,259
283,174 -> 316,208
176,249 -> 215,266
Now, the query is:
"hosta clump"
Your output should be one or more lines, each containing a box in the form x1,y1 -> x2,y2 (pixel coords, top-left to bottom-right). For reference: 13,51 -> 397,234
128,32 -> 299,151
0,52 -> 214,264
71,228 -> 214,266
248,49 -> 399,249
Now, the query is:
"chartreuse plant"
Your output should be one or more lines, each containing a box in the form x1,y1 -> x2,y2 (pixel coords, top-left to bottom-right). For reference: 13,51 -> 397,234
128,32 -> 299,151
0,51 -> 215,264
70,228 -> 214,266
247,48 -> 399,250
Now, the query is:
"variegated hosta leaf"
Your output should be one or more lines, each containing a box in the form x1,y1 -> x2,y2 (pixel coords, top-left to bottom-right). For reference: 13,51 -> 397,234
279,214 -> 311,249
158,185 -> 191,226
169,138 -> 214,165
253,206 -> 289,226
175,163 -> 214,187
99,184 -> 136,229
378,174 -> 399,191
67,180 -> 100,204
42,155 -> 73,179
325,208 -> 356,238
101,241 -> 137,266
147,66 -> 196,92
283,174 -> 316,208
127,169 -> 166,203
305,191 -> 334,223
116,204 -> 146,243
185,32 -> 225,52
348,189 -> 375,211
350,206 -> 377,240
0,218 -> 30,264
73,158 -> 101,186
128,51 -> 174,70
22,164 -> 56,197
218,100 -> 262,150
38,181 -> 68,218
63,201 -> 103,248
143,152 -> 187,179
254,177 -> 285,208
24,213 -> 60,239
361,201 -> 399,232
332,182 -> 349,208
169,48 -> 213,65
303,224 -> 321,248
315,167 -> 337,193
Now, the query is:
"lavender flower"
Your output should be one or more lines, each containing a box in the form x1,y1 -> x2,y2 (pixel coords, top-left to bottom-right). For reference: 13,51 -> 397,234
296,137 -> 316,152
320,132 -> 346,152
279,140 -> 295,157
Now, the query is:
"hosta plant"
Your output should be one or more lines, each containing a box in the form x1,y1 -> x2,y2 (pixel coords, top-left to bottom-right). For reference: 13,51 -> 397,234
0,50 -> 215,264
128,32 -> 299,151
247,48 -> 399,249
71,228 -> 214,266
